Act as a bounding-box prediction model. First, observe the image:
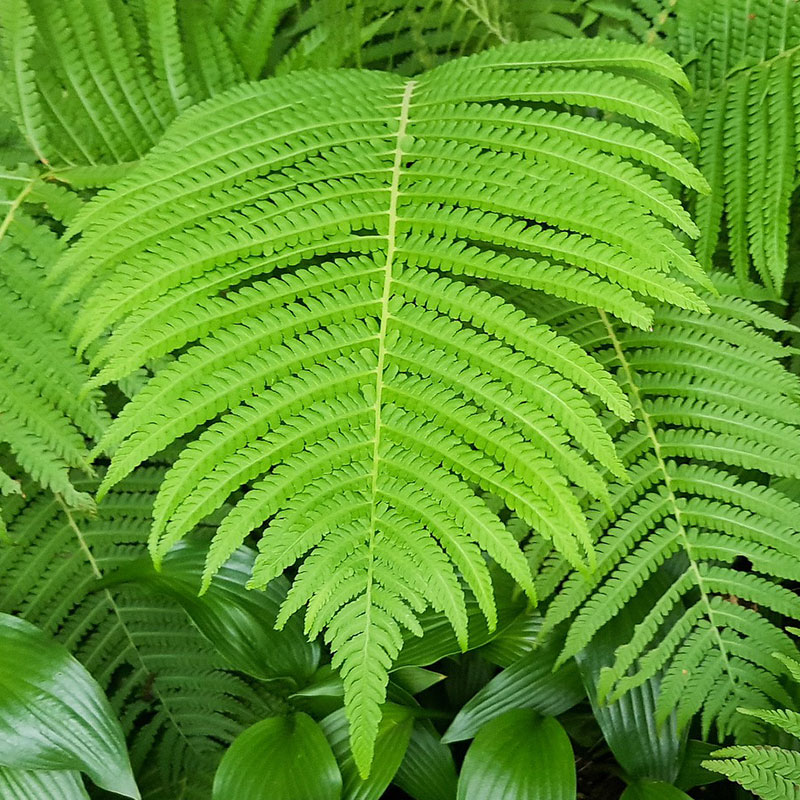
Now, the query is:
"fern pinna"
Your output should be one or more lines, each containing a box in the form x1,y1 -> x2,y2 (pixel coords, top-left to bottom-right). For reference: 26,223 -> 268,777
61,40 -> 707,772
675,0 -> 800,294
0,163 -> 107,524
533,277 -> 800,745
703,649 -> 800,800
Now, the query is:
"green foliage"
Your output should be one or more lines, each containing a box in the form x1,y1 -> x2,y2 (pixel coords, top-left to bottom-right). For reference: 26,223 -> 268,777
3,1 -> 800,797
0,467 -> 276,798
675,0 -> 800,293
534,279 -> 800,742
59,38 -> 707,774
703,654 -> 800,798
0,164 -> 107,515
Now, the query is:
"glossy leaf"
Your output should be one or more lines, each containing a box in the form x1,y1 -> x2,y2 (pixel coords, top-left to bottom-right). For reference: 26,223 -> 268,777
212,713 -> 341,800
0,767 -> 90,800
103,540 -> 320,684
322,705 -> 413,798
0,614 -> 138,798
621,779 -> 694,800
457,710 -> 576,800
392,666 -> 446,695
443,637 -> 585,743
393,720 -> 458,800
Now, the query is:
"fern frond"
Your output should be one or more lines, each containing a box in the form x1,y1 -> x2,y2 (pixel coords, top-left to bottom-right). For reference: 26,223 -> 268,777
0,465 -> 278,798
675,0 -> 800,293
0,165 -> 107,509
534,279 -> 800,742
64,40 -> 706,774
0,0 -> 273,165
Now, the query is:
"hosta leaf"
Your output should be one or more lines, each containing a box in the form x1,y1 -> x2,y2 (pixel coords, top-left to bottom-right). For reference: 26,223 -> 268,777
456,710 -> 576,800
0,613 -> 139,798
212,713 -> 342,800
0,767 -> 89,800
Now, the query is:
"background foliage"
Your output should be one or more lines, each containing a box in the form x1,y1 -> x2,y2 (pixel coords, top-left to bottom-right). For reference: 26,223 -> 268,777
2,1 -> 800,798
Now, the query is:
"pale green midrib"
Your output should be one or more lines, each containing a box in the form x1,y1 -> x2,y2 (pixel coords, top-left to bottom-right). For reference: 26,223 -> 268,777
596,310 -> 739,698
360,79 -> 417,700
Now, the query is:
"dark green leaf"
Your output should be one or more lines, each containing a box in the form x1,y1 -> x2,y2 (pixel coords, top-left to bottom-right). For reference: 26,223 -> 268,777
675,741 -> 724,790
103,540 -> 320,684
476,609 -> 542,667
321,705 -> 413,798
396,577 -> 526,668
0,767 -> 89,800
443,638 -> 585,743
576,577 -> 687,783
457,710 -> 576,800
212,713 -> 341,800
0,613 -> 138,798
391,666 -> 446,695
621,779 -> 694,799
393,720 -> 457,800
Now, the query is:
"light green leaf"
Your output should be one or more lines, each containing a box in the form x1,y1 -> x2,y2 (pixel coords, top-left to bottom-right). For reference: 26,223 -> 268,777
0,613 -> 138,798
457,711 -> 576,800
212,713 -> 341,800
0,767 -> 89,800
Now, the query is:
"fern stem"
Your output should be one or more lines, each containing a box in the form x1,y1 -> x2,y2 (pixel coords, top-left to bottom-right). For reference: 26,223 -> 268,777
56,494 -> 197,750
596,310 -> 737,700
0,173 -> 37,243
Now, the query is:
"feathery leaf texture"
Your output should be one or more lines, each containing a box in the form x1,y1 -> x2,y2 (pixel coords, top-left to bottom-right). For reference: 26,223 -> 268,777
63,40 -> 706,774
0,466 -> 278,799
0,165 -> 107,513
675,0 -> 800,293
0,0 -> 297,166
532,277 -> 800,743
703,652 -> 800,800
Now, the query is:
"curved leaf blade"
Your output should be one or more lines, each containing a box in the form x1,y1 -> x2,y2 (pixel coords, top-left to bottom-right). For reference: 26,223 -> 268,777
457,710 -> 576,800
212,713 -> 342,800
0,613 -> 138,798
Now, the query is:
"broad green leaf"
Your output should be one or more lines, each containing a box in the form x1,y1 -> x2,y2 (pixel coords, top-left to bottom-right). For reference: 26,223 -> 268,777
621,779 -> 694,799
0,767 -> 89,800
103,540 -> 320,684
443,637 -> 585,743
393,720 -> 457,800
212,713 -> 341,800
0,613 -> 138,798
457,711 -> 576,800
322,705 -> 413,800
392,666 -> 446,695
476,608 -> 542,667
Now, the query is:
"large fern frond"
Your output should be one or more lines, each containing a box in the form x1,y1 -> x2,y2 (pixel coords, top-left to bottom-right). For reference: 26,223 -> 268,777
0,465 -> 278,799
674,0 -> 800,293
0,163 -> 107,513
532,275 -> 800,742
62,40 -> 707,774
